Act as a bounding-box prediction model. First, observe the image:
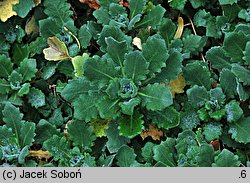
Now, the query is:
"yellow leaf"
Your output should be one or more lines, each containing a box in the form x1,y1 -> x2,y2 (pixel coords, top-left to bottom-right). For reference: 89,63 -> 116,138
90,118 -> 112,137
140,124 -> 163,141
168,74 -> 186,97
28,150 -> 51,160
132,37 -> 142,50
33,0 -> 41,6
43,36 -> 70,61
25,16 -> 38,35
0,0 -> 19,22
174,16 -> 184,39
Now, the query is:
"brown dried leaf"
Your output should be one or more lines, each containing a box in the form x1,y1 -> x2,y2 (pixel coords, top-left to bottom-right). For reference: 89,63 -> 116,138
33,0 -> 41,6
209,139 -> 220,151
168,74 -> 186,98
28,150 -> 51,160
25,16 -> 38,35
79,0 -> 100,10
140,124 -> 163,141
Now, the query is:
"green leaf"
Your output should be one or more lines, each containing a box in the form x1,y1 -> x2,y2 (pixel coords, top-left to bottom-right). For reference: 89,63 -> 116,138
153,49 -> 183,82
0,126 -> 15,146
72,53 -> 89,78
97,0 -> 119,7
105,122 -> 130,153
219,68 -> 237,98
97,97 -> 120,119
129,0 -> 146,19
8,93 -> 23,106
2,103 -> 23,145
83,57 -> 118,85
43,135 -> 71,161
116,145 -> 137,167
175,130 -> 198,155
183,35 -> 207,56
61,78 -> 98,102
222,3 -> 241,22
42,63 -> 57,80
20,122 -> 35,147
43,0 -> 73,26
106,37 -> 128,70
158,18 -> 176,45
35,119 -> 59,144
48,108 -> 64,127
0,79 -> 10,94
180,110 -> 200,130
73,94 -> 99,122
189,0 -> 206,9
229,117 -> 250,143
27,88 -> 46,108
109,4 -> 128,28
12,44 -> 29,65
0,35 -> 10,55
67,120 -> 96,149
78,24 -> 92,49
169,0 -> 188,11
119,97 -> 140,115
9,70 -> 22,90
29,37 -> 47,57
212,149 -> 240,167
18,146 -> 30,164
118,112 -> 144,138
183,61 -> 211,90
209,87 -> 226,105
196,144 -> 215,167
97,154 -> 116,167
205,46 -> 232,70
124,51 -> 148,83
141,142 -> 155,163
18,58 -> 37,82
128,14 -> 141,30
140,83 -> 173,111
153,138 -> 176,166
238,9 -> 250,22
142,35 -> 168,76
236,81 -> 249,101
203,122 -> 222,142
223,32 -> 248,63
17,83 -> 30,97
187,85 -> 209,108
93,7 -> 111,25
0,54 -> 12,79
136,5 -> 166,29
231,63 -> 250,85
98,25 -> 131,52
150,107 -> 180,130
218,0 -> 238,5
243,41 -> 250,65
225,100 -> 243,123
13,0 -> 35,18
194,10 -> 212,27
39,18 -> 61,38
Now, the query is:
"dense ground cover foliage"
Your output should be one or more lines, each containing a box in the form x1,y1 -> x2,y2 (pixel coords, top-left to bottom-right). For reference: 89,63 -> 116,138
0,0 -> 250,167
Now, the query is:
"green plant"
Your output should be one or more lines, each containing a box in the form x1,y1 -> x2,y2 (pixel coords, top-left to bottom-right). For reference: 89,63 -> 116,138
0,0 -> 250,167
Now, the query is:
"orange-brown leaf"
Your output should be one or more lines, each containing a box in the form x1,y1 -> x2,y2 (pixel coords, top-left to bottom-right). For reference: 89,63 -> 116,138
140,124 -> 163,141
168,74 -> 186,97
79,0 -> 100,10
